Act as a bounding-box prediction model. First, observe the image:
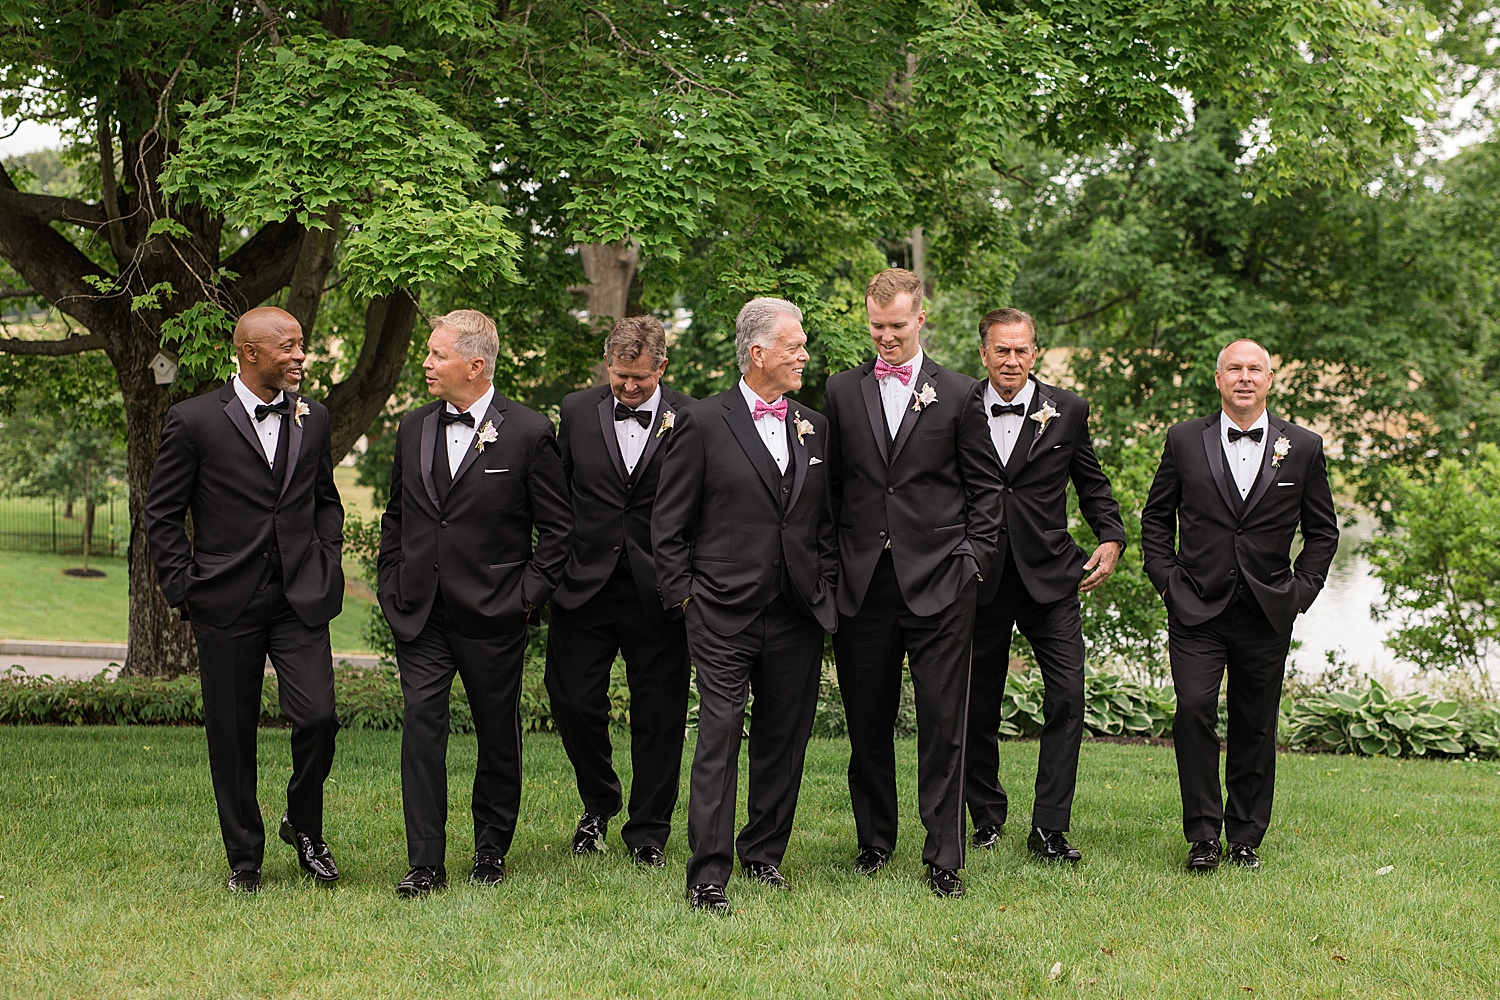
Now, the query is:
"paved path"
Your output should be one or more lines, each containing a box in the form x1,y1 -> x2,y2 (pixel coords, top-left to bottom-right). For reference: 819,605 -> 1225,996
1,640 -> 380,680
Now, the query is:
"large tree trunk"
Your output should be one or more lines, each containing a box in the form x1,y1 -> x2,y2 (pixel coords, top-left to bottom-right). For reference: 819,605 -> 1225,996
579,240 -> 639,383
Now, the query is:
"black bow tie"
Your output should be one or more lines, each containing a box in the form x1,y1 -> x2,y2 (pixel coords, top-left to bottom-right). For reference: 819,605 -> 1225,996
991,402 -> 1026,417
614,402 -> 652,428
254,399 -> 288,422
439,408 -> 475,428
1227,426 -> 1263,444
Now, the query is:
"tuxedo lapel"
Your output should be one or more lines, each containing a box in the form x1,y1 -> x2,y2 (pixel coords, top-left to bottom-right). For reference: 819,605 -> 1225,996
221,386 -> 270,471
1238,414 -> 1283,520
451,399 -> 506,489
722,396 -> 780,501
787,404 -> 809,513
596,391 -> 628,484
1005,377 -> 1046,480
419,407 -> 441,510
888,357 -> 938,465
277,393 -> 305,500
859,367 -> 890,466
1201,416 -> 1239,517
631,397 -> 675,482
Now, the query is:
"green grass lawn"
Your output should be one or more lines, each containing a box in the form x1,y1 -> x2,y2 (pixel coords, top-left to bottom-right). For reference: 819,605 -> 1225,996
1,730 -> 1496,999
0,551 -> 374,653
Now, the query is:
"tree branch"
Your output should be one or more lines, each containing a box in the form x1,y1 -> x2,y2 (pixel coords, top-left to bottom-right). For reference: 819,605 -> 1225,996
0,333 -> 106,355
1054,290 -> 1139,326
324,289 -> 420,458
97,115 -> 136,262
0,283 -> 37,299
0,163 -> 109,228
221,218 -> 306,310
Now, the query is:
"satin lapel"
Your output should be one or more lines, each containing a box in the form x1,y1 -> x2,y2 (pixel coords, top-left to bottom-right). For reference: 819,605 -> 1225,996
277,393 -> 305,500
722,397 -> 780,501
1006,378 -> 1046,480
419,408 -> 441,510
1238,414 -> 1283,520
859,368 -> 890,466
452,400 -> 506,489
888,358 -> 938,464
596,391 -> 627,484
1201,416 -> 1238,517
787,404 -> 809,513
631,398 -> 674,483
221,390 -> 267,470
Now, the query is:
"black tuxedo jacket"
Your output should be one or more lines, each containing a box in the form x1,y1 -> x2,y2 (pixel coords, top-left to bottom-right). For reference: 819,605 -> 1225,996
979,376 -> 1126,606
1140,411 -> 1339,634
553,383 -> 695,619
823,355 -> 1004,618
651,389 -> 838,636
377,393 -> 572,643
145,382 -> 345,629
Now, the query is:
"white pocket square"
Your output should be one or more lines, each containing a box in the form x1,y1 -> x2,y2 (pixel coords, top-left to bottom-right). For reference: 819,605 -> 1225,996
485,468 -> 510,474
808,456 -> 823,465
1276,482 -> 1295,487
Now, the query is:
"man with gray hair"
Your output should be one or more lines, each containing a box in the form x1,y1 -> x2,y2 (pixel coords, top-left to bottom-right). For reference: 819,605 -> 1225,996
652,296 -> 838,912
378,308 -> 572,896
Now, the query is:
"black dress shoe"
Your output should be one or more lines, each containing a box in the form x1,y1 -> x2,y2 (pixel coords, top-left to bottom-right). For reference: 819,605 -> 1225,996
631,845 -> 667,869
972,824 -> 1004,850
396,865 -> 448,897
742,862 -> 788,888
471,852 -> 506,885
927,866 -> 965,898
571,812 -> 610,855
279,815 -> 339,882
686,882 -> 730,913
1027,827 -> 1082,863
1228,843 -> 1261,869
853,847 -> 891,875
227,869 -> 261,893
1186,839 -> 1223,872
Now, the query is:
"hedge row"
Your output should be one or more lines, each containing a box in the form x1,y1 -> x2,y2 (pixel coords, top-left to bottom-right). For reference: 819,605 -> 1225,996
6,664 -> 1499,761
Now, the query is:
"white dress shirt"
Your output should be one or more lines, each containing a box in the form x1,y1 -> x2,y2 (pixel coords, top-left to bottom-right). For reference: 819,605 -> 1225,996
984,377 -> 1036,465
1220,409 -> 1269,499
738,378 -> 789,473
877,347 -> 923,440
233,374 -> 283,466
444,385 -> 496,476
613,384 -> 662,475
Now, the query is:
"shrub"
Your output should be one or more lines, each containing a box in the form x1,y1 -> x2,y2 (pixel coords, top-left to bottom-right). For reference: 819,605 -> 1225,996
1282,680 -> 1466,757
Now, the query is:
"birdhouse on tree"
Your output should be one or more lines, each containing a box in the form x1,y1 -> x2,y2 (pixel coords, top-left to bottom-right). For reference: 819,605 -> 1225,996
148,352 -> 179,386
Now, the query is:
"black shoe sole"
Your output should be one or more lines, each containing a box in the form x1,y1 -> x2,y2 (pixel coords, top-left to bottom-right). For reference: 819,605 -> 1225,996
396,881 -> 446,897
279,821 -> 338,882
1186,860 -> 1220,872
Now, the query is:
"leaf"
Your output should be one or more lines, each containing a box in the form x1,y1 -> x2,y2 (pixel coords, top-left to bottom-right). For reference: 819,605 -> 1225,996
1375,865 -> 1394,875
1047,962 -> 1062,982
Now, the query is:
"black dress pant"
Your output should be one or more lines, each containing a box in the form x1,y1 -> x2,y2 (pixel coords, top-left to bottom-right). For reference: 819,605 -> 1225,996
544,562 -> 691,849
683,594 -> 823,889
834,551 -> 977,872
191,575 -> 337,872
966,554 -> 1087,832
1169,593 -> 1293,847
395,590 -> 528,868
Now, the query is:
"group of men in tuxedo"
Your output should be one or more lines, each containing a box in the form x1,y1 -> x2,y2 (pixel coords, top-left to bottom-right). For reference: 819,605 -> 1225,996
144,266 -> 1338,903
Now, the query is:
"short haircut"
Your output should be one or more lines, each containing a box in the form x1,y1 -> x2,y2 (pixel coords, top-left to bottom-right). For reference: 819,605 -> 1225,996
233,306 -> 299,349
864,268 -> 924,311
735,297 -> 802,374
978,308 -> 1038,350
429,309 -> 499,381
603,314 -> 668,368
1216,338 -> 1272,371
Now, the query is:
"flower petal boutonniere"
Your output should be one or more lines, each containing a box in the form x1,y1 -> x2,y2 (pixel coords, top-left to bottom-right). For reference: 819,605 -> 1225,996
912,383 -> 938,411
1271,435 -> 1291,467
474,419 -> 498,452
293,399 -> 310,427
656,409 -> 675,439
793,413 -> 815,445
1030,399 -> 1060,433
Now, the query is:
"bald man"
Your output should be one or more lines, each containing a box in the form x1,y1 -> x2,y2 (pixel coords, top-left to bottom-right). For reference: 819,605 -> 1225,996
146,306 -> 346,893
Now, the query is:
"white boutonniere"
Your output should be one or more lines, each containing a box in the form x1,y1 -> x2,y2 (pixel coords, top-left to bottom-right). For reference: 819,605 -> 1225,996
294,399 -> 310,427
1272,435 -> 1291,467
1030,399 -> 1060,433
656,409 -> 675,439
912,383 -> 938,411
474,419 -> 498,452
793,412 -> 815,445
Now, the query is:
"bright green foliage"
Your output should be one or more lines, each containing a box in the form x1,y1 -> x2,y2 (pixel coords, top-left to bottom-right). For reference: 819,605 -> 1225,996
1283,680 -> 1467,757
999,667 -> 1175,739
1365,445 -> 1500,692
156,302 -> 237,390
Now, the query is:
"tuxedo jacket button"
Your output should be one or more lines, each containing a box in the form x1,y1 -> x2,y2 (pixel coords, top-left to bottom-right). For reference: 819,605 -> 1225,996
887,487 -> 894,494
1229,569 -> 1238,576
878,531 -> 886,538
440,520 -> 448,528
782,522 -> 788,529
1236,528 -> 1243,535
773,559 -> 780,567
261,552 -> 269,560
432,563 -> 439,572
613,545 -> 621,553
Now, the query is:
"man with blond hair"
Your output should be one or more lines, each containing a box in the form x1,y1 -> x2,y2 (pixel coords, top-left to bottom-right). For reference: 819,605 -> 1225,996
822,268 -> 1004,898
378,309 -> 572,896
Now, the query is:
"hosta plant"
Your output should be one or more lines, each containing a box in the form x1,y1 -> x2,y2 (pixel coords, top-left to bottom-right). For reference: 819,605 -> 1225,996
1283,681 -> 1466,757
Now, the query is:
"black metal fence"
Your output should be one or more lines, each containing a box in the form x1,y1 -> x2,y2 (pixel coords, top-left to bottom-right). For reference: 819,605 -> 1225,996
0,497 -> 127,556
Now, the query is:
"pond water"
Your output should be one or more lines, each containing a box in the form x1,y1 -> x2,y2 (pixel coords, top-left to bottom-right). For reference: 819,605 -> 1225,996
1288,513 -> 1407,685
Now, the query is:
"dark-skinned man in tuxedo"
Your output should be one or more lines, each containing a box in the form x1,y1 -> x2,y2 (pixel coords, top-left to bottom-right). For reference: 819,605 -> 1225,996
378,309 -> 572,896
652,297 -> 838,913
1141,339 -> 1338,872
547,315 -> 694,867
145,306 -> 345,893
964,308 -> 1126,863
823,268 -> 1005,898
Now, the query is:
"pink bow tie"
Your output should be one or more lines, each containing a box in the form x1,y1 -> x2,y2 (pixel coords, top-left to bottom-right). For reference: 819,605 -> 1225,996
874,358 -> 913,385
753,397 -> 788,422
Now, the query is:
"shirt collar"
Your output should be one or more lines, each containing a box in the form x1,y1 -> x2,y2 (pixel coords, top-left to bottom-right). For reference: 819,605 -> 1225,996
233,374 -> 283,416
739,377 -> 783,413
617,384 -> 661,417
985,376 -> 1035,411
446,384 -> 495,420
1220,408 -> 1269,443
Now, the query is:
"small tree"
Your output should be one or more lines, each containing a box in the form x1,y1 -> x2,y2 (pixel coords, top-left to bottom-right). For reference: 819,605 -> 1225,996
1366,444 -> 1500,697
